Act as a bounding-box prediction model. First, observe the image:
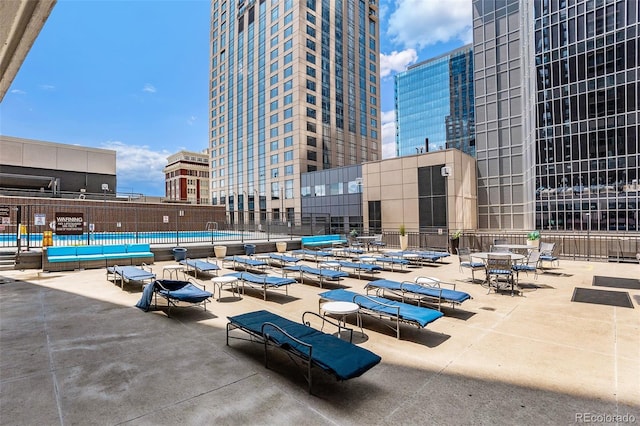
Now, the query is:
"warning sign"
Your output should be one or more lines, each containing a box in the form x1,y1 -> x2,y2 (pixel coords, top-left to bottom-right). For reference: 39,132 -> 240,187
55,212 -> 84,235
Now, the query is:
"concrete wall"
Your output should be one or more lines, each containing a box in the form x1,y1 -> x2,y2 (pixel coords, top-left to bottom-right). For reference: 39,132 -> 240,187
362,148 -> 477,233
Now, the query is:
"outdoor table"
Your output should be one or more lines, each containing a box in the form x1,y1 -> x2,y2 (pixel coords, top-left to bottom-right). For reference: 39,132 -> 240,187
471,252 -> 526,263
162,264 -> 185,279
212,276 -> 240,301
320,301 -> 363,339
356,236 -> 378,251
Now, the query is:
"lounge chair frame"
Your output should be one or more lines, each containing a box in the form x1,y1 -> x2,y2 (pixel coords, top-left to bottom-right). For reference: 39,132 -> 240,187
365,277 -> 471,311
226,310 -> 380,393
106,263 -> 155,289
152,278 -> 212,317
222,256 -> 269,273
179,257 -> 220,278
319,290 -> 443,339
225,272 -> 296,301
282,265 -> 348,288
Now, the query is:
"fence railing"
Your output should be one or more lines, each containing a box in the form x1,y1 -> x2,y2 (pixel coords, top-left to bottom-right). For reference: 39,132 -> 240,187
0,198 -> 330,249
2,197 -> 638,262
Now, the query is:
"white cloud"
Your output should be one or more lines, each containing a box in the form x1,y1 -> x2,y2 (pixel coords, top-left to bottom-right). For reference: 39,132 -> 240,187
10,89 -> 26,95
39,84 -> 55,91
187,115 -> 196,125
387,0 -> 472,49
142,83 -> 157,93
381,110 -> 396,159
380,49 -> 418,78
101,141 -> 169,193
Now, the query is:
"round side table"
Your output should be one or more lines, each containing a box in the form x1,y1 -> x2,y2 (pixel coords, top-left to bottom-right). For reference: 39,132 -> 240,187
321,301 -> 363,339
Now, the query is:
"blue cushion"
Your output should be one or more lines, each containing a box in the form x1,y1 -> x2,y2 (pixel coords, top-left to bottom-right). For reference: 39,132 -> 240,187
76,246 -> 104,256
228,310 -> 381,380
488,269 -> 512,275
102,245 -> 127,254
127,243 -> 151,253
461,261 -> 485,268
367,279 -> 472,304
320,289 -> 443,327
47,246 -> 77,257
47,255 -> 78,263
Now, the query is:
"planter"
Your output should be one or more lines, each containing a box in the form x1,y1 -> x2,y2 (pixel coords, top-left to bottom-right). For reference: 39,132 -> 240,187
450,238 -> 460,255
276,242 -> 287,253
399,235 -> 409,251
527,240 -> 540,248
172,247 -> 187,261
214,245 -> 227,259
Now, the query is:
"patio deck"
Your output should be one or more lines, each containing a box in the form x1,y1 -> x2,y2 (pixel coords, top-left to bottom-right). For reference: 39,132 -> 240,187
1,252 -> 638,424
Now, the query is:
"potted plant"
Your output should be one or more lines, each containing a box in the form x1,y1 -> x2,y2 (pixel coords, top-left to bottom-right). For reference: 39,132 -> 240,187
527,230 -> 540,248
399,224 -> 409,251
349,229 -> 359,238
450,230 -> 462,254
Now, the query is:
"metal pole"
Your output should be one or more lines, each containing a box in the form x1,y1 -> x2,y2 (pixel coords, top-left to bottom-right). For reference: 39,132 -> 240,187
586,212 -> 590,261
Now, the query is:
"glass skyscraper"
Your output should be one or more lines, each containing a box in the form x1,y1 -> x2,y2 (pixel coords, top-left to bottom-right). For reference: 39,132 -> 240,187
394,45 -> 475,157
473,0 -> 639,231
209,0 -> 381,222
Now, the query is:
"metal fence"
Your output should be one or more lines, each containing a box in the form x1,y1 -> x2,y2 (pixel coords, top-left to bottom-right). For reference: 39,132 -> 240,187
2,197 -> 638,263
0,197 -> 330,249
372,229 -> 639,263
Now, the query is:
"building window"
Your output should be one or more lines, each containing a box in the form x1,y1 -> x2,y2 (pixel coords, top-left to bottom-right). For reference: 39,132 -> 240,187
306,107 -> 316,118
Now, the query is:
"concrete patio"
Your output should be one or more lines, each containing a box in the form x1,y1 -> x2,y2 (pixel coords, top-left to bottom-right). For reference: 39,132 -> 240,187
1,252 -> 638,425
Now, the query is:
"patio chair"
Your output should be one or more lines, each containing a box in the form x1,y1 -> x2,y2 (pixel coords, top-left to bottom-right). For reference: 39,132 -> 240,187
135,278 -> 213,317
224,271 -> 296,301
485,253 -> 516,295
369,234 -> 386,251
106,264 -> 156,289
226,310 -> 381,393
457,247 -> 485,283
348,235 -> 364,249
179,257 -> 220,278
512,249 -> 541,285
539,242 -> 559,268
318,288 -> 443,339
365,277 -> 471,311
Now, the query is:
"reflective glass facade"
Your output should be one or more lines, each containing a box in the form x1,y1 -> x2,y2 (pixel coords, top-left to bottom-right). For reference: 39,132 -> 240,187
209,0 -> 381,219
394,45 -> 475,157
474,0 -> 639,231
533,0 -> 639,231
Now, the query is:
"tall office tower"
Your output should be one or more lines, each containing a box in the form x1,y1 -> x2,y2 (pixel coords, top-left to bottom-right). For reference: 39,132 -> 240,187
473,0 -> 639,231
209,0 -> 381,223
395,45 -> 475,158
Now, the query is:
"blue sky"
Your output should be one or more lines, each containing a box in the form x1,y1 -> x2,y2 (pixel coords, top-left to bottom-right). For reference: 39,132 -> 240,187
1,0 -> 471,196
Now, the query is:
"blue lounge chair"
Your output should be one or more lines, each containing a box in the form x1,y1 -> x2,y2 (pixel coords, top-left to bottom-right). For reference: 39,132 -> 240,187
387,250 -> 450,265
222,256 -> 268,272
226,310 -> 381,393
267,253 -> 301,268
106,264 -> 156,289
136,279 -> 213,317
365,277 -> 471,311
179,257 -> 220,278
225,272 -> 296,300
319,288 -> 443,339
291,249 -> 332,263
283,264 -> 349,288
360,255 -> 409,272
335,260 -> 383,279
